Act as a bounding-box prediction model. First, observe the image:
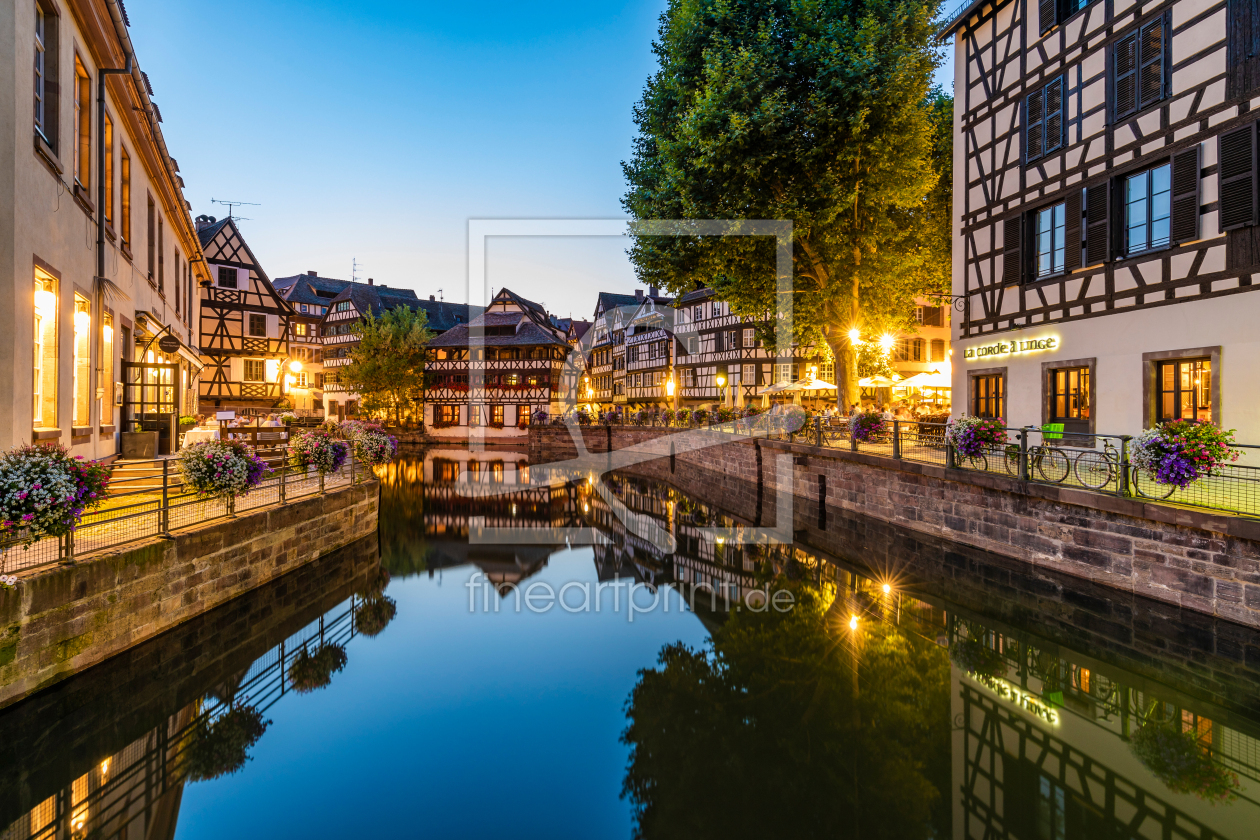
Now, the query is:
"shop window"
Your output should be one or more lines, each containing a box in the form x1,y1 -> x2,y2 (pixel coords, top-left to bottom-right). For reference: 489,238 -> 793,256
1049,366 -> 1090,421
1125,163 -> 1171,254
34,271 -> 58,427
972,373 -> 1004,419
1157,358 -> 1212,422
101,310 -> 114,420
73,294 -> 91,427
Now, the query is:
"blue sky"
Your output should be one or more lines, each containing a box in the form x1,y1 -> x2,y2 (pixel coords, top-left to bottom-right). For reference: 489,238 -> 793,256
127,0 -> 951,317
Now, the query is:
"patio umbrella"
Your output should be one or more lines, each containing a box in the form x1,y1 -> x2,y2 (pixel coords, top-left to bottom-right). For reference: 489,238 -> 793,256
756,381 -> 795,395
858,375 -> 901,388
899,369 -> 952,389
787,377 -> 837,391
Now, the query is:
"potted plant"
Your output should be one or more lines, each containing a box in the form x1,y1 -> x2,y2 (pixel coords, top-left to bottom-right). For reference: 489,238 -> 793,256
185,704 -> 271,782
849,410 -> 886,442
945,415 -> 1008,457
1130,419 -> 1240,489
177,440 -> 270,500
351,426 -> 398,466
0,444 -> 111,547
1130,720 -> 1240,802
288,429 -> 349,476
178,415 -> 199,432
279,413 -> 299,426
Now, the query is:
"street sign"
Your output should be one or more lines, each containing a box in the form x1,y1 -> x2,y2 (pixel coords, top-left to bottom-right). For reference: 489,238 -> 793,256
157,335 -> 182,353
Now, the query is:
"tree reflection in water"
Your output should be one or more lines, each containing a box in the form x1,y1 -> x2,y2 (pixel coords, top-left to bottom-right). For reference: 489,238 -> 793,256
376,460 -> 433,578
621,581 -> 951,840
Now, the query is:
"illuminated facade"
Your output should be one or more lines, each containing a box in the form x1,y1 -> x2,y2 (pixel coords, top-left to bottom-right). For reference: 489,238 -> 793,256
942,0 -> 1260,440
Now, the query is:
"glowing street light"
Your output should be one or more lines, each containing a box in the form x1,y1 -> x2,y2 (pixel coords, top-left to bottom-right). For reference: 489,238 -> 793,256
847,327 -> 861,344
848,615 -> 859,631
878,334 -> 896,353
289,360 -> 304,373
882,583 -> 891,595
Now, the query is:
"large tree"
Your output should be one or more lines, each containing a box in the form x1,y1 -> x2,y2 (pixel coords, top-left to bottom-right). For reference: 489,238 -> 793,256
339,306 -> 433,424
623,0 -> 952,408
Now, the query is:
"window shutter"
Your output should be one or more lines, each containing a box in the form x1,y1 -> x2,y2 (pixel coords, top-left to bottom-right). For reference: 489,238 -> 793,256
1170,144 -> 1201,244
1113,31 -> 1138,120
1003,213 -> 1024,284
1044,78 -> 1065,154
1219,124 -> 1257,231
1084,182 -> 1110,265
1039,0 -> 1058,34
1138,17 -> 1166,110
1026,89 -> 1045,161
1065,188 -> 1082,271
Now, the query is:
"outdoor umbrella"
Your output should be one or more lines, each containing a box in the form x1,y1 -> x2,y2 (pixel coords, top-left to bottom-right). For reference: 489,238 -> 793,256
858,375 -> 901,388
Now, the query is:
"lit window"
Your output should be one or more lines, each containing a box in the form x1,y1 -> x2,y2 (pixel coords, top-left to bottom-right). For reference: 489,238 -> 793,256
34,272 -> 58,427
1158,358 -> 1212,423
101,310 -> 114,419
243,359 -> 265,382
120,146 -> 131,245
73,56 -> 90,188
1036,203 -> 1066,277
1125,164 -> 1171,255
73,294 -> 91,427
104,114 -> 113,224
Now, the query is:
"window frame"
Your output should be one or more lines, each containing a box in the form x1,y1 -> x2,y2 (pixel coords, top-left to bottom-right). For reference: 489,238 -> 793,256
1122,161 -> 1173,257
248,313 -> 267,338
243,359 -> 265,382
1024,75 -> 1065,164
73,54 -> 90,189
1042,358 -> 1096,435
1142,347 -> 1221,427
217,267 -> 238,289
968,368 -> 1007,421
1035,201 -> 1068,278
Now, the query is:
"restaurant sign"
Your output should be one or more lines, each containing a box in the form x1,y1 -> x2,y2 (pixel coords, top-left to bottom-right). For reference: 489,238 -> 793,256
967,672 -> 1060,726
963,335 -> 1058,361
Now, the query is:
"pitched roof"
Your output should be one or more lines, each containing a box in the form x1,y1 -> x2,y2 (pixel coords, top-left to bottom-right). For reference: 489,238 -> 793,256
569,320 -> 593,341
325,284 -> 471,333
427,317 -> 569,348
678,287 -> 714,305
273,274 -> 355,305
197,216 -> 271,283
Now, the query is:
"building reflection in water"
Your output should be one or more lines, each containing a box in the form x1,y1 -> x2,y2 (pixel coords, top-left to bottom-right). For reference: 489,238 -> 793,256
0,541 -> 388,840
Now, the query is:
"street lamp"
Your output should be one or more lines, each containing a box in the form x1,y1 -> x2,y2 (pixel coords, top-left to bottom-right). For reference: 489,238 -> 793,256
847,327 -> 861,345
715,373 -> 727,407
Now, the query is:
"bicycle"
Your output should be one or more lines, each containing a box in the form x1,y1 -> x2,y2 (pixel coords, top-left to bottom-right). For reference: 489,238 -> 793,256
1001,426 -> 1070,482
1071,438 -> 1175,499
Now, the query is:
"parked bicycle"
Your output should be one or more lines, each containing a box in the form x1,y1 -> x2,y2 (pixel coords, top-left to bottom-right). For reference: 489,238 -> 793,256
1070,437 -> 1175,499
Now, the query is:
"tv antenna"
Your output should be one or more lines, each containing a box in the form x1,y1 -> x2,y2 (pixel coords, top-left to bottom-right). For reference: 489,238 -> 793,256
435,288 -> 444,301
352,258 -> 363,283
210,198 -> 259,219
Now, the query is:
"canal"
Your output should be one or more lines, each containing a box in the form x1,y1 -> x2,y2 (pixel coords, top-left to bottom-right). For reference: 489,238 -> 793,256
2,446 -> 1260,839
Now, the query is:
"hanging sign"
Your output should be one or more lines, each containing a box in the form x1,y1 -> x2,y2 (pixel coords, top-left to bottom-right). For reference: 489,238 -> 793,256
157,335 -> 182,353
963,335 -> 1058,361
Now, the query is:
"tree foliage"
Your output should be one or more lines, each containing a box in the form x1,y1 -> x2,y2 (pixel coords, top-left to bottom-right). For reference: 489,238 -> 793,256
621,581 -> 951,839
622,0 -> 952,408
339,306 -> 433,424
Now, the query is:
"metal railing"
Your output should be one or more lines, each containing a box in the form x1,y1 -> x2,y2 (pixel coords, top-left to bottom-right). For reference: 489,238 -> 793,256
532,413 -> 1260,519
0,445 -> 372,575
815,419 -> 1260,520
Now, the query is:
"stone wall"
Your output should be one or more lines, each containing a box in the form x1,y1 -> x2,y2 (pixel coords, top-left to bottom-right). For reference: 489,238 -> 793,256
530,425 -> 1260,629
0,481 -> 379,708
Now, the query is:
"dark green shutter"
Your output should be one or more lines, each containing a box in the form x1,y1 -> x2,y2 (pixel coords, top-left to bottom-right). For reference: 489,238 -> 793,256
1170,144 -> 1201,244
1219,124 -> 1257,231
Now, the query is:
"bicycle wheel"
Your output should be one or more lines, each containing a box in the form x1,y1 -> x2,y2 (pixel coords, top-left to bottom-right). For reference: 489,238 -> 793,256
1131,467 -> 1176,500
1036,447 -> 1071,483
963,452 -> 988,472
1003,445 -> 1022,477
1073,451 -> 1116,490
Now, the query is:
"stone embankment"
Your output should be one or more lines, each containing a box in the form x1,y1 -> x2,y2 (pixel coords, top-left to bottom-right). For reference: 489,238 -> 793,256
0,481 -> 379,707
530,425 -> 1260,629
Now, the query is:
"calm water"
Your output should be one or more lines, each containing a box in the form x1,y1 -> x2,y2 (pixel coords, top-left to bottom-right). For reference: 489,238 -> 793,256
3,447 -> 1260,839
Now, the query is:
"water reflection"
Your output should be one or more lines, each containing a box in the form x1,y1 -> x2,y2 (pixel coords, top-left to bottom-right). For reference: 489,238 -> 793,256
5,448 -> 1260,839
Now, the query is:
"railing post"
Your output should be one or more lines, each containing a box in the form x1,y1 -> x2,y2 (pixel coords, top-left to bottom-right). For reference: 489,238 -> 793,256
161,459 -> 170,535
1018,427 -> 1030,482
227,494 -> 236,517
319,470 -> 326,495
279,456 -> 287,504
1119,435 -> 1132,497
350,452 -> 356,485
946,440 -> 957,470
892,420 -> 902,459
814,416 -> 822,447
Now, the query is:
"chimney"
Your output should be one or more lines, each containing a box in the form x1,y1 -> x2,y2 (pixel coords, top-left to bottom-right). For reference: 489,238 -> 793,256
430,295 -> 435,301
649,286 -> 659,298
195,215 -> 216,231
307,270 -> 318,277
368,277 -> 374,286
635,289 -> 644,301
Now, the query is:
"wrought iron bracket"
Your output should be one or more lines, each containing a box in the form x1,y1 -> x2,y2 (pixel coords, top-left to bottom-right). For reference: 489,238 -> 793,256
924,292 -> 967,312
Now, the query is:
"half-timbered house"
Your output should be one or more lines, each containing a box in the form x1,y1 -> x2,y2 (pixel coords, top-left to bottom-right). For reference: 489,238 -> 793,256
673,287 -> 818,409
271,271 -> 341,415
319,280 -> 469,420
942,0 -> 1260,439
425,288 -> 570,437
196,216 -> 295,414
585,290 -> 673,412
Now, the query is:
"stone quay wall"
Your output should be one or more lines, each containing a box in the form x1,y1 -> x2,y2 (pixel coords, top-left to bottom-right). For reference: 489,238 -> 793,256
530,425 -> 1260,629
0,481 -> 379,708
